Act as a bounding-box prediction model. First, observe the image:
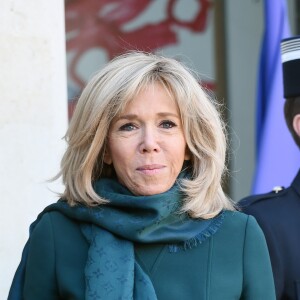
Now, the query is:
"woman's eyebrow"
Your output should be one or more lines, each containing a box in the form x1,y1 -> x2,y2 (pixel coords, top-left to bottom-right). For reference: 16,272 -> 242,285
156,112 -> 180,118
115,114 -> 138,121
116,112 -> 180,121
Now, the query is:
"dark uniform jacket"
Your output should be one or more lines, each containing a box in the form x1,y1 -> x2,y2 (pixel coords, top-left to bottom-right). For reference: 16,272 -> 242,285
240,170 -> 300,300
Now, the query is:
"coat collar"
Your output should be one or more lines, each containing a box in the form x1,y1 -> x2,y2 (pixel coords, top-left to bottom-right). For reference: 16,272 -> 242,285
291,169 -> 300,197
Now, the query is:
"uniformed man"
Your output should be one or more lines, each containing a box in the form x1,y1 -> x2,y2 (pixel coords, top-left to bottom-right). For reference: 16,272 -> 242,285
240,36 -> 300,300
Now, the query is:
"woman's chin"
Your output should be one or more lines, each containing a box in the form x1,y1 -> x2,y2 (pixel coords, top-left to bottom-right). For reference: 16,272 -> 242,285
130,183 -> 172,196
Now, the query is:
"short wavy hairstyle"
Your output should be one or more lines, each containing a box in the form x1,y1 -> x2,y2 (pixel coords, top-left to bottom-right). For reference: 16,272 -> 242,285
57,51 -> 235,219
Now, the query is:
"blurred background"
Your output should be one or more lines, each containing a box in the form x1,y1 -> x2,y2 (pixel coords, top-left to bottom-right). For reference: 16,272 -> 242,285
1,0 -> 299,297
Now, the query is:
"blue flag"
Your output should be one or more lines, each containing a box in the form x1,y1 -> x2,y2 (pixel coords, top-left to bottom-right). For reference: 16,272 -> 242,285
252,0 -> 300,194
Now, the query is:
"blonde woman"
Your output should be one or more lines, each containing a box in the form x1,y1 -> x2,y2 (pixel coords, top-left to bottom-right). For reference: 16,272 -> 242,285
9,52 -> 275,300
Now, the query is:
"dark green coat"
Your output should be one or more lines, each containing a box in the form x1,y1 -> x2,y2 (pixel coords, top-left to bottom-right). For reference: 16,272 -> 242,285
23,210 -> 275,300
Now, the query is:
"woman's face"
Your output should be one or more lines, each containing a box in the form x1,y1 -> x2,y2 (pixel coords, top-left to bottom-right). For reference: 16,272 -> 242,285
105,82 -> 190,196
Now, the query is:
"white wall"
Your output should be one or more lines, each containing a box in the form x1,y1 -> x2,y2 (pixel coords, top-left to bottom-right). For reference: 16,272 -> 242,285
0,1 -> 68,298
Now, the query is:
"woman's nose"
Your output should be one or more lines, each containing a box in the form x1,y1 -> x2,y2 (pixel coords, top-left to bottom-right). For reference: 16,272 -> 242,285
139,128 -> 160,153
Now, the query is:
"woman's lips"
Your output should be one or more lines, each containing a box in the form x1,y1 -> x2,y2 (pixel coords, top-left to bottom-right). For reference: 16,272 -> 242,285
136,165 -> 165,175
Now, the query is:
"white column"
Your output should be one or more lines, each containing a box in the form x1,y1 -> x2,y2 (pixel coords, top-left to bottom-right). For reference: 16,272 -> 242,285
0,1 -> 68,297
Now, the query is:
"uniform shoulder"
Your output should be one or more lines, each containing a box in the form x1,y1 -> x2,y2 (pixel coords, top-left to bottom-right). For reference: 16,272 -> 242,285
238,186 -> 288,209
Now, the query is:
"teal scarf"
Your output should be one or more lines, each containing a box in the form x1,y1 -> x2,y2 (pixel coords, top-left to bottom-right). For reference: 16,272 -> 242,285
8,177 -> 226,300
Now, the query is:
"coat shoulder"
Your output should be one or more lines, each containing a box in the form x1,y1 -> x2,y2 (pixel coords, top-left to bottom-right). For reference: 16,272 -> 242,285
221,210 -> 259,233
37,210 -> 80,230
32,210 -> 86,249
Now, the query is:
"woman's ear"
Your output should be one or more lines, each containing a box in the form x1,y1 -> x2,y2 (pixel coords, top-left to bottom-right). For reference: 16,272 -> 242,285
293,114 -> 300,138
184,147 -> 191,160
103,147 -> 112,165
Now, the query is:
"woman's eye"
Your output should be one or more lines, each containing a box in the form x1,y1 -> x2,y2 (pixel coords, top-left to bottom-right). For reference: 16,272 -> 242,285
119,123 -> 137,131
160,120 -> 176,129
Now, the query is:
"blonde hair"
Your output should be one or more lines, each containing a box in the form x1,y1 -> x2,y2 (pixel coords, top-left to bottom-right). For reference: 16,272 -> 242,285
57,51 -> 235,218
